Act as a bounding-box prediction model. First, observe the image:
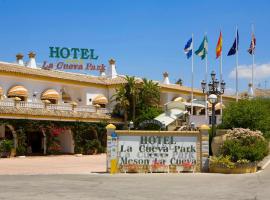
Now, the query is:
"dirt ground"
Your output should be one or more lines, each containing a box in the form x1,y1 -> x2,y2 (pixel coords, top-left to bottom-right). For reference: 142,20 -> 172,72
0,154 -> 106,175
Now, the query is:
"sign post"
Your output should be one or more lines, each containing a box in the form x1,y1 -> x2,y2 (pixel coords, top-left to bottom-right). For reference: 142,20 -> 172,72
106,124 -> 117,173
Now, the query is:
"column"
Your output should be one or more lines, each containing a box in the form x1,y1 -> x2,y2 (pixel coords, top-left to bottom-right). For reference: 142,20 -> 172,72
200,124 -> 210,172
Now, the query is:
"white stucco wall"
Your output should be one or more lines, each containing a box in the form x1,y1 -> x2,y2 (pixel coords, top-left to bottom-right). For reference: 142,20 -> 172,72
85,87 -> 108,106
58,130 -> 74,154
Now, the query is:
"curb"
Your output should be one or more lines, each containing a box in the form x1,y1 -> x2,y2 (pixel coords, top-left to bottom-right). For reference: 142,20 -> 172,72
258,155 -> 270,170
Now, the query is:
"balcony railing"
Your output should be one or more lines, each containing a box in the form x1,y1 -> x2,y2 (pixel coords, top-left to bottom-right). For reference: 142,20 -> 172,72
0,100 -> 110,114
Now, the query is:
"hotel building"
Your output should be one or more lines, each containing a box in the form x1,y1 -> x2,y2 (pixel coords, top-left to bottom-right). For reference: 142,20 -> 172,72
0,52 -> 235,154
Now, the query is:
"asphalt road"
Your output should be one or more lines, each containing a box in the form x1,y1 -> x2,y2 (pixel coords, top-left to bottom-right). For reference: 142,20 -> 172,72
0,167 -> 269,200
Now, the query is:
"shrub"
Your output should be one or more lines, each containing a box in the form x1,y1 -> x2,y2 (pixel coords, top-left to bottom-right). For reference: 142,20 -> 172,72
210,155 -> 235,169
84,139 -> 102,154
0,139 -> 13,153
220,128 -> 269,162
16,145 -> 26,156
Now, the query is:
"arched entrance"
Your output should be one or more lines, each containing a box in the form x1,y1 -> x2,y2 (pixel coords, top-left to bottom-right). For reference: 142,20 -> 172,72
58,129 -> 74,154
4,126 -> 13,140
26,131 -> 43,155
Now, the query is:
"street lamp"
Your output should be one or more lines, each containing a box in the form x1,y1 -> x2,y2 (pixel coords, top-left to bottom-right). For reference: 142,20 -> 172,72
128,121 -> 134,130
201,70 -> 225,137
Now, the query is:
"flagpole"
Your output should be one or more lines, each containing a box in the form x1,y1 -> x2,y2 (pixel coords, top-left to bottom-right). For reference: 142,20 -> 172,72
191,33 -> 194,116
205,34 -> 208,120
252,23 -> 255,96
236,26 -> 239,102
220,46 -> 223,115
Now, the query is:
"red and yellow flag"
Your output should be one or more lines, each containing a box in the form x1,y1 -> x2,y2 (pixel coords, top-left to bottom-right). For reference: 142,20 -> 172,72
216,31 -> 223,58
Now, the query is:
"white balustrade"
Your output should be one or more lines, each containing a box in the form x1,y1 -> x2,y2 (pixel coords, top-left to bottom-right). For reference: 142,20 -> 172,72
0,100 -> 15,107
0,99 -> 110,114
47,104 -> 73,111
18,101 -> 44,109
74,105 -> 97,113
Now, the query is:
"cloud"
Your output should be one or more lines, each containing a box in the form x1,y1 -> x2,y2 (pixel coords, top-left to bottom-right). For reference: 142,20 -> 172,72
229,63 -> 270,80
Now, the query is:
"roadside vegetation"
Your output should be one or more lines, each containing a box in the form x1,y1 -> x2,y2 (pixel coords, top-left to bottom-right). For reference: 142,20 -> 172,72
218,98 -> 270,140
211,98 -> 270,172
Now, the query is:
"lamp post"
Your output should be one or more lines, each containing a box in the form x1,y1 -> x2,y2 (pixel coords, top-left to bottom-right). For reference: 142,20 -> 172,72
201,70 -> 225,137
128,121 -> 134,131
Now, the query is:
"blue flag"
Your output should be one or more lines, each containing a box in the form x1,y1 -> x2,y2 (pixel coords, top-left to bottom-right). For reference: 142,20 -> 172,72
184,38 -> 192,59
228,30 -> 239,56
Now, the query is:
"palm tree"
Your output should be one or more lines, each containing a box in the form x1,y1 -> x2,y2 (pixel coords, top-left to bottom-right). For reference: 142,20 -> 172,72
139,78 -> 160,107
112,86 -> 130,128
124,76 -> 139,123
112,76 -> 160,128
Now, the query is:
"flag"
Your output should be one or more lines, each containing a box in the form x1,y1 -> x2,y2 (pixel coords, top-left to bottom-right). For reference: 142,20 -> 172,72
184,38 -> 192,59
195,36 -> 208,60
216,32 -> 222,58
228,30 -> 239,56
248,33 -> 256,55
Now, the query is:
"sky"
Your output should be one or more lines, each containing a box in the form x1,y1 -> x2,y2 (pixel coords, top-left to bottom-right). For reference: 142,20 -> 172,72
0,0 -> 269,94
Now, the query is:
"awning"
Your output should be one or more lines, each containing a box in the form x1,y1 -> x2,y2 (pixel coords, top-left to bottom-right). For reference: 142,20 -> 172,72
173,96 -> 186,102
8,85 -> 28,97
184,102 -> 206,108
41,89 -> 60,100
155,108 -> 188,126
93,94 -> 108,105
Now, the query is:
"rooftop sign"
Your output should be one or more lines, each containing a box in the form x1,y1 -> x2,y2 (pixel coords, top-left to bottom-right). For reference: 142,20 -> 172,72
42,47 -> 105,71
49,47 -> 99,60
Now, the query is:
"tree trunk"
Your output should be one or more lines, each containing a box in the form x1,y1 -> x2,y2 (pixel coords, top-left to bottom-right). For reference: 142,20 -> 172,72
132,96 -> 135,123
6,125 -> 17,149
124,111 -> 128,130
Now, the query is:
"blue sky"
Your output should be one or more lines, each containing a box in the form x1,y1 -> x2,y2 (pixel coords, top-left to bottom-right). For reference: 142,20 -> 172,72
0,0 -> 269,94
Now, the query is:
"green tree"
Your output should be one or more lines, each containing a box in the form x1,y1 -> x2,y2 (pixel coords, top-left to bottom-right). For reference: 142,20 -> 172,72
219,98 -> 270,139
112,76 -> 161,129
112,85 -> 130,128
139,78 -> 160,107
136,78 -> 162,125
125,76 -> 139,123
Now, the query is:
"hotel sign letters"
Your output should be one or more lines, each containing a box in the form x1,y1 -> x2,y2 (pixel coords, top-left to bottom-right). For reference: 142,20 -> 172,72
49,47 -> 99,60
42,47 -> 105,71
118,135 -> 197,165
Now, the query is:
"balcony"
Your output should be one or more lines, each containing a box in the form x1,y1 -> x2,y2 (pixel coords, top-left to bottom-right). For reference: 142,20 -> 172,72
0,99 -> 112,122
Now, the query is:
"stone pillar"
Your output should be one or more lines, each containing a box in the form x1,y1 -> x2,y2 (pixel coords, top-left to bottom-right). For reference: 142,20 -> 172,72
106,123 -> 117,173
200,124 -> 210,172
